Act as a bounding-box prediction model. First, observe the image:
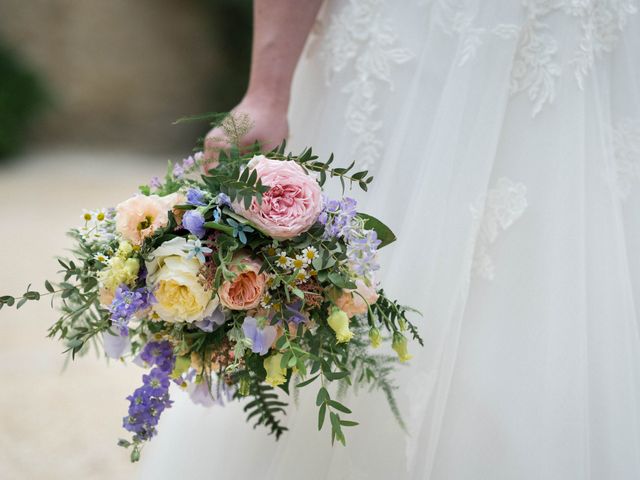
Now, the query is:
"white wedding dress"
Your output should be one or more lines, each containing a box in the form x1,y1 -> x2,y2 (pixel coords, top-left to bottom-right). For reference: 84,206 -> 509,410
140,1 -> 640,478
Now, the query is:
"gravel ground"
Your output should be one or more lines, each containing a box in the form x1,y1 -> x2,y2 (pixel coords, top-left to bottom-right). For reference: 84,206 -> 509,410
0,151 -> 170,479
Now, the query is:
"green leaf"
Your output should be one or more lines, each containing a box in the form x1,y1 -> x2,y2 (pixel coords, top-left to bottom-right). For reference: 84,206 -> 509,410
328,272 -> 357,290
316,387 -> 330,406
44,280 -> 55,293
324,370 -> 350,381
295,373 -> 320,389
340,420 -> 359,427
356,213 -> 397,248
328,400 -> 352,414
318,403 -> 327,430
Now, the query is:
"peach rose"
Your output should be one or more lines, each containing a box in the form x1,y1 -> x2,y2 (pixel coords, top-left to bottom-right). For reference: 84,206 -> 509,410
115,193 -> 183,245
233,155 -> 322,240
218,253 -> 267,310
335,279 -> 380,318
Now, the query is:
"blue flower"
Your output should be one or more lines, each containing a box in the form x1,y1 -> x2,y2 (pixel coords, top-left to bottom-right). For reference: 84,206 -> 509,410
184,238 -> 213,264
242,316 -> 277,356
186,188 -> 207,206
182,210 -> 206,238
226,218 -> 254,244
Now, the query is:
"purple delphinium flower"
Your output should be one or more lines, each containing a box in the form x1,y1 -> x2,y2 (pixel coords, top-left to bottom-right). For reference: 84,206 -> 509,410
142,367 -> 171,396
182,210 -> 206,238
109,285 -> 155,335
123,341 -> 175,442
347,229 -> 381,277
140,340 -> 175,374
172,163 -> 185,178
186,188 -> 207,206
242,316 -> 277,356
123,378 -> 172,442
182,155 -> 195,170
194,307 -> 226,332
149,176 -> 162,189
321,197 -> 358,240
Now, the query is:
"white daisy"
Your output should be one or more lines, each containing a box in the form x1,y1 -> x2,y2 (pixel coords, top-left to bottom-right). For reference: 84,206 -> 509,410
301,246 -> 319,264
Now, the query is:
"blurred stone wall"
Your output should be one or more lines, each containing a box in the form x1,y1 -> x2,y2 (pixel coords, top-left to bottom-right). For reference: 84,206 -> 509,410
0,0 -> 225,154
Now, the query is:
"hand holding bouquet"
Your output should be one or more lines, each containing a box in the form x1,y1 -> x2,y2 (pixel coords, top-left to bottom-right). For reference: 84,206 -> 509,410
0,114 -> 421,462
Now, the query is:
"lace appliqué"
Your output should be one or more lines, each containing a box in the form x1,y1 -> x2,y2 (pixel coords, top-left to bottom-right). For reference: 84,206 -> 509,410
470,178 -> 528,280
431,0 -> 521,67
610,119 -> 640,199
319,0 -> 413,170
513,0 -> 639,116
428,0 -> 638,116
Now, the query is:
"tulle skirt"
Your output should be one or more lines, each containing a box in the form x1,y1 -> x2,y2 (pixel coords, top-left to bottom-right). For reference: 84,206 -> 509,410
140,1 -> 640,478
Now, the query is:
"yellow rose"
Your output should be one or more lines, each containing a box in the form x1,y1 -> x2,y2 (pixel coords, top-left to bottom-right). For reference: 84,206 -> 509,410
146,237 -> 218,323
392,335 -> 412,363
327,308 -> 354,343
99,256 -> 140,291
263,353 -> 287,387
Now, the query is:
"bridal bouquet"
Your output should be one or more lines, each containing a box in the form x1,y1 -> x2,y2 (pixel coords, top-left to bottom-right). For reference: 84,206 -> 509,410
0,114 -> 421,462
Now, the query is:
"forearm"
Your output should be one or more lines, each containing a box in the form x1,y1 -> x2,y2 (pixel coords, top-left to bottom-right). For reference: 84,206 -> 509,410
245,0 -> 324,111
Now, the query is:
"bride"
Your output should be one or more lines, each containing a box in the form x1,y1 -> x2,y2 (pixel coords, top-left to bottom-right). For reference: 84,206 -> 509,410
140,1 -> 640,478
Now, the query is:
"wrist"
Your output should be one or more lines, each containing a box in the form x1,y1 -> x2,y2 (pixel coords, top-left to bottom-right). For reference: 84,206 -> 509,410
240,86 -> 290,115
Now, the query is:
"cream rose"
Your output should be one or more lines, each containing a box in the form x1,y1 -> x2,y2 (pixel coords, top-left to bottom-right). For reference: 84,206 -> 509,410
115,192 -> 184,245
146,237 -> 218,323
233,155 -> 322,240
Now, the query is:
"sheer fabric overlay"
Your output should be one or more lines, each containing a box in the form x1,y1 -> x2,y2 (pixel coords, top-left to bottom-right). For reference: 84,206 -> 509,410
140,1 -> 640,479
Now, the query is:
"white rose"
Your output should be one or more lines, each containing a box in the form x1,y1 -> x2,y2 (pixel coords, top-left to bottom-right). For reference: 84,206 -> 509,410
146,237 -> 218,323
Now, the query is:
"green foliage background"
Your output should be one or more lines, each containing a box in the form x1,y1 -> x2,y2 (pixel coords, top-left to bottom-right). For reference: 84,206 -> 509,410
0,38 -> 48,160
201,0 -> 253,111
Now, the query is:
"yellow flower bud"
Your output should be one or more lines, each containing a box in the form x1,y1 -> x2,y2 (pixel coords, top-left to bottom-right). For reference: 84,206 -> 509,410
369,327 -> 382,348
99,256 -> 140,291
264,353 -> 287,387
392,335 -> 412,363
117,240 -> 134,258
327,308 -> 354,343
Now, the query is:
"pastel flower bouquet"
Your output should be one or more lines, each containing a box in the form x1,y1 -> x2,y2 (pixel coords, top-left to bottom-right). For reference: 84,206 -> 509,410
0,114 -> 421,462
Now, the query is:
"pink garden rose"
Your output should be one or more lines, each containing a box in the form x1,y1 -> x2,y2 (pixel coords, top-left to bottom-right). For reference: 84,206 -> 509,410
218,253 -> 268,310
115,193 -> 183,245
335,279 -> 380,318
234,155 -> 322,240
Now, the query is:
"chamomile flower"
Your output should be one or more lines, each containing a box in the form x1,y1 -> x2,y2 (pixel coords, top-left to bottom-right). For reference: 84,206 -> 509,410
264,242 -> 278,257
94,252 -> 109,264
260,293 -> 273,309
81,210 -> 94,222
94,208 -> 108,222
291,255 -> 306,270
301,246 -> 318,264
295,269 -> 309,282
276,251 -> 290,269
